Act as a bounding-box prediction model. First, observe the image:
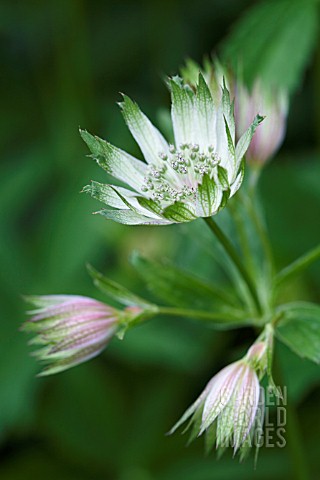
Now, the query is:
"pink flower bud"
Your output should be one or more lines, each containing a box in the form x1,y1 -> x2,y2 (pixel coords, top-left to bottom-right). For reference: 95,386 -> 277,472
234,80 -> 288,166
170,348 -> 264,456
246,341 -> 267,363
23,295 -> 119,376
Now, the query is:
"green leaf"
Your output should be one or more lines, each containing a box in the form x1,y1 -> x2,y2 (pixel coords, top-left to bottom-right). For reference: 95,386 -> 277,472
276,302 -> 320,364
275,243 -> 320,286
87,264 -> 154,308
131,252 -> 238,309
222,0 -> 318,93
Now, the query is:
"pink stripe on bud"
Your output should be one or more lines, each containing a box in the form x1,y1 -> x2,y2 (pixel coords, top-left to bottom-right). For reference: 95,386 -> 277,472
234,80 -> 288,166
246,342 -> 267,363
23,295 -> 121,375
170,339 -> 269,458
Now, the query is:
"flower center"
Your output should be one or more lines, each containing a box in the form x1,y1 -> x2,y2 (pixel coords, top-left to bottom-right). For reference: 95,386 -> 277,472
141,143 -> 220,202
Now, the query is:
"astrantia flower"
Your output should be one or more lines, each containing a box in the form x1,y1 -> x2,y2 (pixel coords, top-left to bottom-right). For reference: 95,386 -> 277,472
23,295 -> 123,375
81,73 -> 263,225
170,342 -> 267,458
234,80 -> 288,165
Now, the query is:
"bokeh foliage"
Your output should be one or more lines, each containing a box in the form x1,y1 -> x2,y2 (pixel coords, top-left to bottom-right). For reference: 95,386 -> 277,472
1,0 -> 319,478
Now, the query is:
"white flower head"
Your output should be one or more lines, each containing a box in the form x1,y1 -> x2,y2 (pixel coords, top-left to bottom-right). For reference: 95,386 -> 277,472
81,73 -> 263,225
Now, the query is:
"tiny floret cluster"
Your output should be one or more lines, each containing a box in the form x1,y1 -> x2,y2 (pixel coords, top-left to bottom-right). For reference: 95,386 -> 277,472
81,73 -> 263,225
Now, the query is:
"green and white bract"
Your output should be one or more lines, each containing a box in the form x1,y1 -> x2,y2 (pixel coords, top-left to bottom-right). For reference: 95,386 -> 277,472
81,74 -> 264,225
169,340 -> 268,460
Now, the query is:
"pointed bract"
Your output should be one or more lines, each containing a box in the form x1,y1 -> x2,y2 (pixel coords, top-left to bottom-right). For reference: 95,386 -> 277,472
120,95 -> 169,165
169,340 -> 270,459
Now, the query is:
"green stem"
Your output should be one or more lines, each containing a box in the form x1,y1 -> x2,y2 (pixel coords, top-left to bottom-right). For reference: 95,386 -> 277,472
157,306 -> 248,325
248,164 -> 262,193
275,244 -> 320,286
228,201 -> 254,272
241,193 -> 275,273
246,166 -> 275,272
204,217 -> 262,314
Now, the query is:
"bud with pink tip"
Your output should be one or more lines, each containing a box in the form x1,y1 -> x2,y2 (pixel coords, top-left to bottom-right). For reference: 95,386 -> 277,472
234,80 -> 288,166
22,295 -> 135,376
169,341 -> 269,457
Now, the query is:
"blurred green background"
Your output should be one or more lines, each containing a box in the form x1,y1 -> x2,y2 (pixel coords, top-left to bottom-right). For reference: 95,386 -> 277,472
1,0 -> 320,478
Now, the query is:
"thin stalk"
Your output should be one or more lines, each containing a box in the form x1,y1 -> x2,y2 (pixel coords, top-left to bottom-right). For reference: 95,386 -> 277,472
248,164 -> 262,193
157,306 -> 247,325
241,193 -> 275,274
204,217 -> 262,315
275,244 -> 320,286
228,201 -> 254,272
245,166 -> 275,273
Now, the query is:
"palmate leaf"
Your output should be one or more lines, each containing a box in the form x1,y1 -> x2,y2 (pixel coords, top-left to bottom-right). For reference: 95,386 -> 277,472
131,252 -> 239,309
275,302 -> 320,364
87,264 -> 154,308
221,0 -> 318,93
